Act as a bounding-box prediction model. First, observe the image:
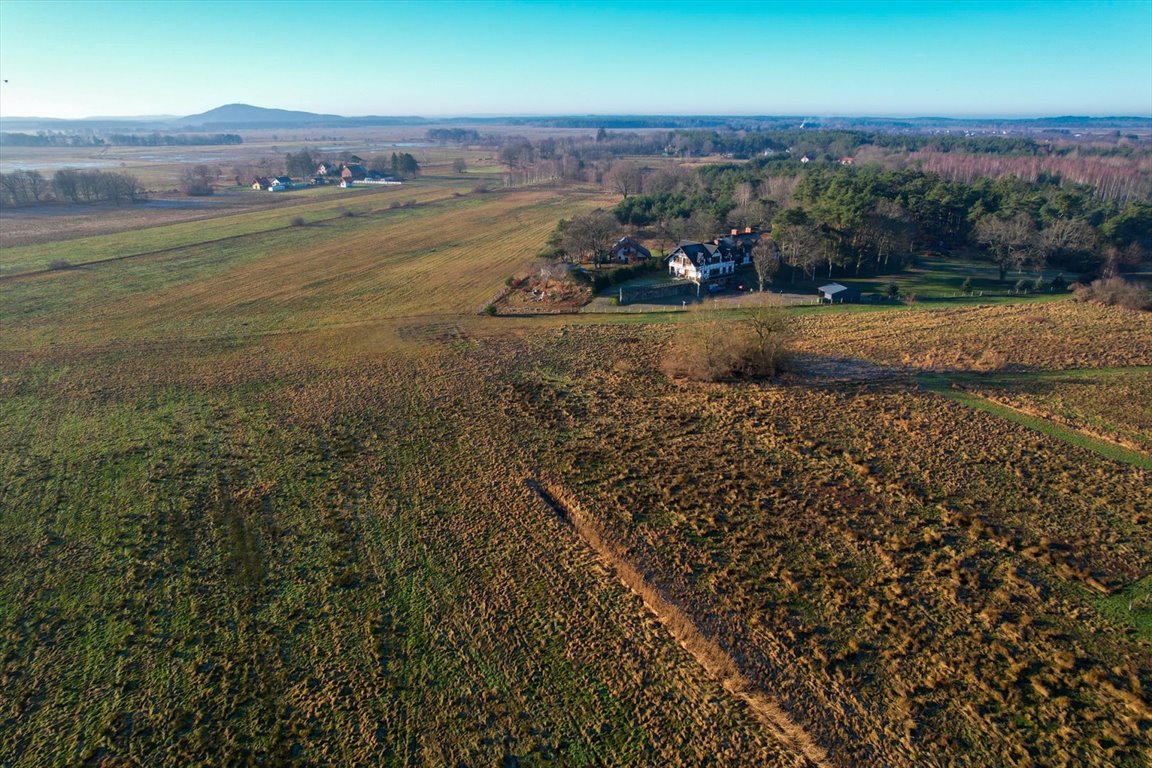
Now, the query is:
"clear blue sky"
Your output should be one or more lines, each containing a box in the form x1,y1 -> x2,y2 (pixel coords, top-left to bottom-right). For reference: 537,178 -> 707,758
1,0 -> 1149,118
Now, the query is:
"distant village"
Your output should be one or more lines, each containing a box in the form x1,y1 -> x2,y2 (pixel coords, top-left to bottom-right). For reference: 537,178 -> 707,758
249,158 -> 403,191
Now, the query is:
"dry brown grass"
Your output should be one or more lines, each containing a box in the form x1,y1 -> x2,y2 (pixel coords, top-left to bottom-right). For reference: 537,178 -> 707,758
794,300 -> 1152,372
3,180 -> 1150,765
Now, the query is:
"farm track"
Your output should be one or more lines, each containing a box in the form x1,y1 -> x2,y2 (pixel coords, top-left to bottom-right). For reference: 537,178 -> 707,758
527,478 -> 830,768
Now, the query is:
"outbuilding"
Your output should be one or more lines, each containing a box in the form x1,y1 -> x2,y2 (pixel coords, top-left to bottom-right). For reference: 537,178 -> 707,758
818,283 -> 860,303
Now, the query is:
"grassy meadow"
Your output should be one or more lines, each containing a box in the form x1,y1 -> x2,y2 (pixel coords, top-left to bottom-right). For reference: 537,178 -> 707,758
2,171 -> 1151,766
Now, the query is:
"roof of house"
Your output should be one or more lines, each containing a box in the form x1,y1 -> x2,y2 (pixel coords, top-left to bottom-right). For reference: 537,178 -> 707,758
273,176 -> 292,184
342,164 -> 368,178
717,229 -> 761,253
669,241 -> 726,265
609,236 -> 652,259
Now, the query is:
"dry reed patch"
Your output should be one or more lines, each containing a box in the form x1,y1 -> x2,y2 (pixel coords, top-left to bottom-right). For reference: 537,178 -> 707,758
796,301 -> 1152,371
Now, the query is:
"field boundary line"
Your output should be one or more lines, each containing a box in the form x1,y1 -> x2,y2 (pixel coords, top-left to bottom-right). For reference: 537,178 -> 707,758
526,478 -> 831,768
919,374 -> 1152,470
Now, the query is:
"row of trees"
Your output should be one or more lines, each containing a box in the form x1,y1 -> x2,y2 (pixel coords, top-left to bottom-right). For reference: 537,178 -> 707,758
1,168 -> 145,206
0,132 -> 241,147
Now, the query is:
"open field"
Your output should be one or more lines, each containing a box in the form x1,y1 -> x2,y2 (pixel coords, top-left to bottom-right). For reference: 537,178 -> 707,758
948,368 -> 1152,454
2,180 -> 1150,765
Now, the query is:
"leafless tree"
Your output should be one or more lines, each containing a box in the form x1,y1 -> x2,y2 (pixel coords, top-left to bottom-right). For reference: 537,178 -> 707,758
752,237 -> 780,291
607,161 -> 643,198
562,210 -> 620,265
1040,218 -> 1097,265
776,222 -> 822,280
645,166 -> 694,195
975,212 -> 1038,280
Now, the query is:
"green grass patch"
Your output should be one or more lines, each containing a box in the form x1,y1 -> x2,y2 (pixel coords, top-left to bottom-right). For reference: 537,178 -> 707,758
919,374 -> 1152,470
1095,575 -> 1152,638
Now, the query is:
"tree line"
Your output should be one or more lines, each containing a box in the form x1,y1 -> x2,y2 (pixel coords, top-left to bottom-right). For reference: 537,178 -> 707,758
433,127 -> 1149,203
599,162 -> 1150,283
0,132 -> 242,147
1,168 -> 145,206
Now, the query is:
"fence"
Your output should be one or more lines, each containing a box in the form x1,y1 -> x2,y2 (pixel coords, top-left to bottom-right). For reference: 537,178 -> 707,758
618,281 -> 697,305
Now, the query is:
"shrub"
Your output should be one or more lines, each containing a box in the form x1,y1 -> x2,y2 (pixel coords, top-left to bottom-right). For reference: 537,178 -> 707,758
960,277 -> 973,294
1072,277 -> 1152,311
290,215 -> 305,227
473,183 -> 489,194
483,303 -> 498,316
662,299 -> 793,382
48,259 -> 72,270
340,209 -> 355,218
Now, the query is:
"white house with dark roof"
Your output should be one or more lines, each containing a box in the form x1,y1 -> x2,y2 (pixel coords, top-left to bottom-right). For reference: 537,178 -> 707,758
667,241 -> 735,283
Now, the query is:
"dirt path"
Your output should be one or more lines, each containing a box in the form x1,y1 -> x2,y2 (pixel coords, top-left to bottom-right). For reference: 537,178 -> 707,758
527,479 -> 832,768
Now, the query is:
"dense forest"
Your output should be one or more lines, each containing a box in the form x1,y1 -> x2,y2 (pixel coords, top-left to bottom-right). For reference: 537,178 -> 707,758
434,126 -> 1151,203
609,162 -> 1150,281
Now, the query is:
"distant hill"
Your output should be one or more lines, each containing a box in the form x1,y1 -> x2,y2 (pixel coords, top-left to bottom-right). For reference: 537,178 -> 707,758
177,103 -> 345,128
174,104 -> 428,129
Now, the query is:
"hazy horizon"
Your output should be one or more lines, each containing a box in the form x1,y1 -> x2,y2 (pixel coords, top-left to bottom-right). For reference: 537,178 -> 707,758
5,102 -> 1152,122
1,0 -> 1150,121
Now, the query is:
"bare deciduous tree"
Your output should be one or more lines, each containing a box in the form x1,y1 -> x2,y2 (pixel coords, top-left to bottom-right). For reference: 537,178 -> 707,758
775,221 -> 822,280
562,210 -> 620,266
1040,218 -> 1097,265
752,237 -> 780,292
975,212 -> 1038,281
607,161 -> 643,198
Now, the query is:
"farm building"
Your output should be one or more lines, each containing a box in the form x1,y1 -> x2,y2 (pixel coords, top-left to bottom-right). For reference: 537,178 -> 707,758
341,164 -> 368,182
251,177 -> 270,190
608,236 -> 652,263
818,283 -> 860,303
